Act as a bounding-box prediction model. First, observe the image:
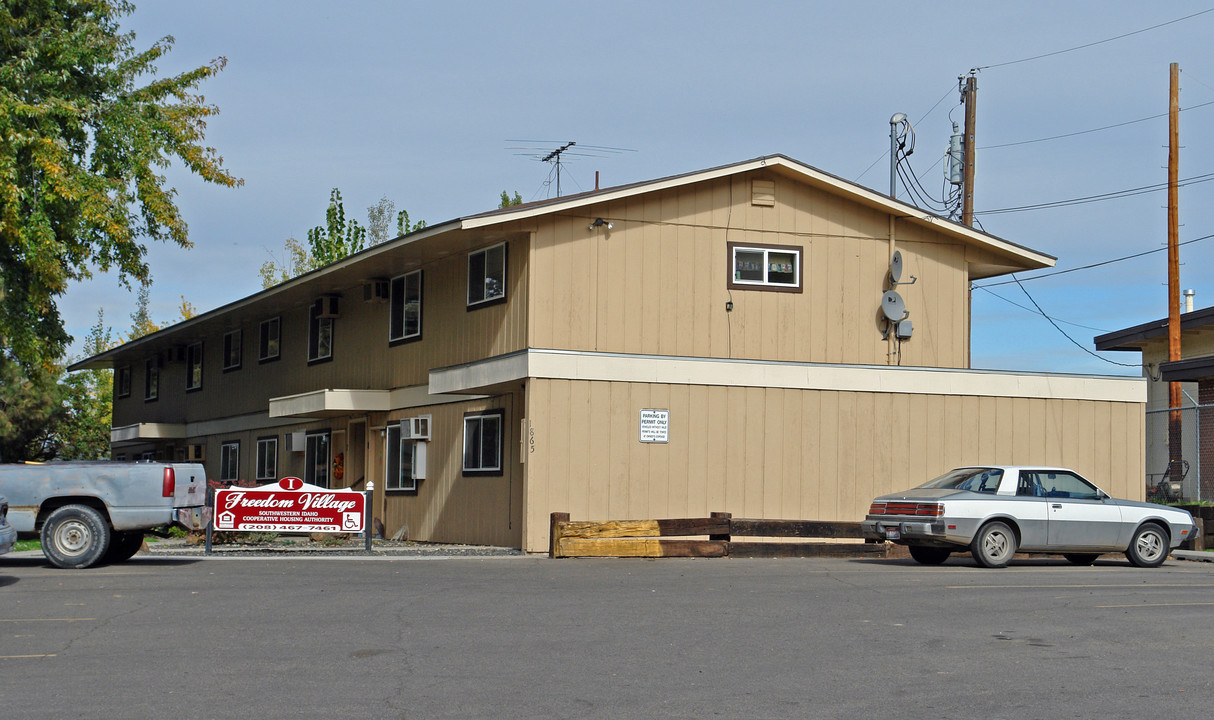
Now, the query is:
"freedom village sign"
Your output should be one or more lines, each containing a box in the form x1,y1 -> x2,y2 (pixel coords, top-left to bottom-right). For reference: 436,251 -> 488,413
213,477 -> 366,533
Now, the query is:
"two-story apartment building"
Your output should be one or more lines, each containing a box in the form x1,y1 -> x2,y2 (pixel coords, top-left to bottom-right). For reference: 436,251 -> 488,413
72,154 -> 1146,552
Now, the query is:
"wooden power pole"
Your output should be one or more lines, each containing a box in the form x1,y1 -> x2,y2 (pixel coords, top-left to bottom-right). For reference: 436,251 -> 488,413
961,74 -> 977,227
1168,62 -> 1183,475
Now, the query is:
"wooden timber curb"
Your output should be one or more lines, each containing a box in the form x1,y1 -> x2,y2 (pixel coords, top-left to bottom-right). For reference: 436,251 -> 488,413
549,512 -> 894,559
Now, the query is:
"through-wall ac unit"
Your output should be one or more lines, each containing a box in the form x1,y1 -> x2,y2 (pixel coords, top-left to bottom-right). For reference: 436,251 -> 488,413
401,415 -> 431,440
288,431 -> 307,452
363,279 -> 389,302
316,295 -> 340,319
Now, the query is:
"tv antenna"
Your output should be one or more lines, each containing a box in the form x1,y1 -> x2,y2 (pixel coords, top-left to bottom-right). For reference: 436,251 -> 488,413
507,140 -> 637,198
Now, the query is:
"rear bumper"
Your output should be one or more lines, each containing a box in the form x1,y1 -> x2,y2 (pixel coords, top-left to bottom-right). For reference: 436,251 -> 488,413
861,518 -> 956,546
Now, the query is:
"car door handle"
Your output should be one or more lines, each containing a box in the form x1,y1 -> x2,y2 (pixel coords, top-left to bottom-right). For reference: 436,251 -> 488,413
1051,503 -> 1062,509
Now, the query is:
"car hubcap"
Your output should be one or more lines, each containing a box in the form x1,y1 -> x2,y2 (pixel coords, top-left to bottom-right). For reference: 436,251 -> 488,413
984,530 -> 1010,560
1137,531 -> 1164,561
53,520 -> 91,557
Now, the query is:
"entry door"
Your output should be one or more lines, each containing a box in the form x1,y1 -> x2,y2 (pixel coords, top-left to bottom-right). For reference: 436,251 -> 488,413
1033,470 -> 1123,548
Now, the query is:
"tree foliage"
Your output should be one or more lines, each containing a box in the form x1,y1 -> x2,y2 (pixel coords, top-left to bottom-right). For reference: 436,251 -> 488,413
499,190 -> 523,208
258,236 -> 317,289
0,0 -> 241,371
306,188 -> 366,266
54,311 -> 114,460
0,353 -> 61,461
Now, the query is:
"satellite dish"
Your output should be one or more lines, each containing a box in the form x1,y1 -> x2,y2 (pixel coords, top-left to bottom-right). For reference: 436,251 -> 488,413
881,291 -> 906,322
890,251 -> 904,284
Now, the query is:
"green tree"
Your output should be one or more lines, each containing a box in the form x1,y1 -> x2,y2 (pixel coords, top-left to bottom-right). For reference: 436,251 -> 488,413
307,188 -> 366,266
396,209 -> 425,235
499,190 -> 523,208
0,354 -> 61,461
54,311 -> 114,459
258,236 -> 317,289
0,0 -> 242,371
125,284 -> 159,340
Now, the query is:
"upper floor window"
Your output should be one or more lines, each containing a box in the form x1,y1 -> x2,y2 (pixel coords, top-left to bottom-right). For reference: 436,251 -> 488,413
259,317 -> 281,363
390,270 -> 423,343
467,243 -> 507,308
116,366 -> 131,398
308,298 -> 336,364
144,358 -> 159,401
727,242 -> 803,292
186,342 -> 203,391
223,329 -> 242,371
462,408 -> 504,476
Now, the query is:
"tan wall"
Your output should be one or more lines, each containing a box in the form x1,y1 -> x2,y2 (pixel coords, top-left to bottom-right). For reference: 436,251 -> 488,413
521,378 -> 1145,553
112,235 -> 529,427
527,172 -> 971,368
370,392 -> 523,547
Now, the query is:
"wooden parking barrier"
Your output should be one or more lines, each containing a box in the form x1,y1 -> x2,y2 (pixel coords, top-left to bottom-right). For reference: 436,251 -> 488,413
549,512 -> 890,559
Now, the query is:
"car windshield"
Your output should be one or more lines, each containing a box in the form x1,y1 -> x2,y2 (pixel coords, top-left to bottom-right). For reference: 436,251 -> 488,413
916,468 -> 1004,494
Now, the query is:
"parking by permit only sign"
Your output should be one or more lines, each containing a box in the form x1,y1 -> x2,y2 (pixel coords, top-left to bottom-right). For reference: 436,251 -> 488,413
639,409 -> 669,443
213,477 -> 365,533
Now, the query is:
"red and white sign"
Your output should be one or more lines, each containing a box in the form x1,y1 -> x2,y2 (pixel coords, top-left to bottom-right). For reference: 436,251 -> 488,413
213,477 -> 365,533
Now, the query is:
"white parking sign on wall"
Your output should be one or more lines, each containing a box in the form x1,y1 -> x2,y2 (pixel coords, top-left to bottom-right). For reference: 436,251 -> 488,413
639,409 -> 669,443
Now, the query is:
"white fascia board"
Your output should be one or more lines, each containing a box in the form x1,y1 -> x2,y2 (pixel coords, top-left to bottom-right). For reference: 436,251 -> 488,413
268,389 -> 392,418
110,423 -> 188,443
459,155 -> 1054,270
432,349 -> 1145,404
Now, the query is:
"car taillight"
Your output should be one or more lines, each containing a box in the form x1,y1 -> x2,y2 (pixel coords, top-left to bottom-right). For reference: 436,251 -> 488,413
869,502 -> 943,517
163,467 -> 176,498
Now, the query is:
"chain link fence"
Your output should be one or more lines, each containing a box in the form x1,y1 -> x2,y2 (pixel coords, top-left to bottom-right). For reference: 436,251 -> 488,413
1144,404 -> 1212,502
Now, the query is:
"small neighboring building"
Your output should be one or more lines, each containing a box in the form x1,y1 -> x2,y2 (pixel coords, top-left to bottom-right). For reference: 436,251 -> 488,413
1096,305 -> 1214,501
72,154 -> 1146,552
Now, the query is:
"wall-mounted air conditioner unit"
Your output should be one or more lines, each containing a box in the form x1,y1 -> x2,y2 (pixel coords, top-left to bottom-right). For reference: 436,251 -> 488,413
316,295 -> 340,319
363,279 -> 389,302
288,431 -> 307,452
413,441 -> 428,480
401,415 -> 431,440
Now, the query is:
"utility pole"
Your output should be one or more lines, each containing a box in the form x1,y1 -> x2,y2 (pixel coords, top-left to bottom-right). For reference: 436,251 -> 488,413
961,73 -> 977,227
1168,62 -> 1183,475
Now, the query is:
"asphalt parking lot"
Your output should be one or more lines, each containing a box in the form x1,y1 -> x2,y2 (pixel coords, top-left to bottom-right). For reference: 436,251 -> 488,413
1,552 -> 1212,719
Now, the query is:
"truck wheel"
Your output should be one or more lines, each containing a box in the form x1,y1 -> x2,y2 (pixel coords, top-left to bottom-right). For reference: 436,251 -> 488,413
104,532 -> 145,563
41,505 -> 111,569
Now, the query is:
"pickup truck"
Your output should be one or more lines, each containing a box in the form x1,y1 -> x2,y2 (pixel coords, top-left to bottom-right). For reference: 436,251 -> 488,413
0,461 -> 208,569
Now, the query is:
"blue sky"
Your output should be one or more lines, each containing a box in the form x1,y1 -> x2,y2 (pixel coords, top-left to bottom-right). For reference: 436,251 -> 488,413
62,1 -> 1214,375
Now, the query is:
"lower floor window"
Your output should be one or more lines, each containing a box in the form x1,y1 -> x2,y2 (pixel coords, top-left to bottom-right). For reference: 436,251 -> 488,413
220,441 -> 239,482
462,409 -> 504,475
256,437 -> 278,481
386,422 -> 427,492
305,431 -> 330,488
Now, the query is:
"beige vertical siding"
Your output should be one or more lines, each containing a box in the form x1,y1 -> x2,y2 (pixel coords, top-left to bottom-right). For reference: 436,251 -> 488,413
371,392 -> 523,547
112,234 -> 529,428
522,378 -> 1145,553
527,172 -> 971,368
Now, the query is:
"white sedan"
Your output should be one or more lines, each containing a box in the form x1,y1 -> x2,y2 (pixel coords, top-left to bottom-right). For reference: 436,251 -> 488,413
860,466 -> 1196,568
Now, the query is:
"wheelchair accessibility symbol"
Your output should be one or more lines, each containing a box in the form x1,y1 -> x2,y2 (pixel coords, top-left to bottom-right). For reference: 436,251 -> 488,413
343,512 -> 361,531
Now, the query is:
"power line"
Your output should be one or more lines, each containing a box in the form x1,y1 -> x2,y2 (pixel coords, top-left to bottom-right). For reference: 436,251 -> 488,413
980,100 -> 1214,150
1008,275 -> 1140,367
975,286 -> 1110,332
855,84 -> 957,183
975,172 -> 1214,216
975,232 -> 1214,289
977,7 -> 1214,71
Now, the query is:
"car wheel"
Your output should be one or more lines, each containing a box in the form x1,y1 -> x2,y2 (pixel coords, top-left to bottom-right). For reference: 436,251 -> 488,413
1126,523 -> 1169,568
41,504 -> 111,569
908,545 -> 952,565
970,521 -> 1017,568
1063,553 -> 1100,566
104,532 -> 145,563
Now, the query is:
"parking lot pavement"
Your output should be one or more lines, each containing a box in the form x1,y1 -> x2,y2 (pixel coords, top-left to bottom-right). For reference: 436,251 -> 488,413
1,554 -> 1212,719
